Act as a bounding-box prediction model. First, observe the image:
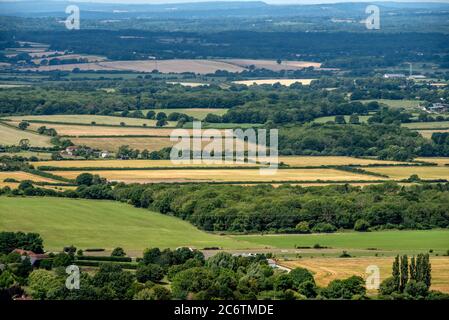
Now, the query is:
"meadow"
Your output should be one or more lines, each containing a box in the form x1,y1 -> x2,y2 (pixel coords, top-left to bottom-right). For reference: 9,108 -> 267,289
358,99 -> 423,110
50,168 -> 382,183
0,123 -> 52,147
281,257 -> 449,293
0,197 -> 255,252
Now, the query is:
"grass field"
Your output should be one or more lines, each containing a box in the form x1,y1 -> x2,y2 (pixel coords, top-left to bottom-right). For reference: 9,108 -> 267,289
233,230 -> 449,252
0,197 -> 255,252
403,121 -> 449,129
233,79 -> 315,86
313,115 -> 371,124
50,168 -> 382,183
5,115 -> 176,127
366,166 -> 449,180
281,257 -> 449,293
358,99 -> 423,110
143,108 -> 228,120
0,123 -> 52,147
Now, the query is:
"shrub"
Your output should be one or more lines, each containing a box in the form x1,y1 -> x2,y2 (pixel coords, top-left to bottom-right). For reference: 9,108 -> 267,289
311,223 -> 337,233
111,247 -> 126,257
354,219 -> 370,232
136,264 -> 164,283
295,221 -> 310,233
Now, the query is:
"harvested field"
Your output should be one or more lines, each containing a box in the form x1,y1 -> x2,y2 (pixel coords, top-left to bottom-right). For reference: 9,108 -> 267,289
0,123 -> 52,147
281,257 -> 449,293
5,115 -> 175,127
32,54 -> 106,64
71,137 -> 173,152
418,129 -> 449,139
221,59 -> 321,71
366,166 -> 449,180
233,79 -> 315,86
51,168 -> 382,183
415,157 -> 449,166
0,171 -> 59,183
277,156 -> 409,166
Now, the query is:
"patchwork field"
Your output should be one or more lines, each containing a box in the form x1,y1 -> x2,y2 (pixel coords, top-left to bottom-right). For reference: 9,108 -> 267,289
0,197 -> 254,251
366,166 -> 449,180
281,257 -> 449,293
0,123 -> 52,147
50,168 -> 383,183
5,115 -> 176,127
233,79 -> 315,86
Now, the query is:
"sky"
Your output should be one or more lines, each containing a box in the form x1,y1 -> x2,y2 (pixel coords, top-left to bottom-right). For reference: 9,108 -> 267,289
57,0 -> 449,4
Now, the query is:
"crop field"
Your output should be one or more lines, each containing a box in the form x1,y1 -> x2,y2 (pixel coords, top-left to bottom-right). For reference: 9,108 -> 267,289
221,59 -> 321,71
0,123 -> 52,147
25,59 -> 247,74
281,257 -> 449,293
366,166 -> 449,180
50,168 -> 382,183
21,123 -> 179,137
0,197 -> 255,252
0,171 -> 58,183
418,129 -> 449,139
358,99 -> 423,109
277,156 -> 408,166
415,157 -> 449,166
233,79 -> 315,86
403,121 -> 449,129
143,108 -> 228,120
232,230 -> 449,252
0,151 -> 53,160
70,137 -> 174,152
5,115 -> 176,127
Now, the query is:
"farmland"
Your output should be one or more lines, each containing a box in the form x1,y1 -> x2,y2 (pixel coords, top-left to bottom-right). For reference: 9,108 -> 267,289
366,166 -> 449,180
358,99 -> 424,110
50,168 -> 383,183
70,137 -> 174,152
143,108 -> 228,120
281,257 -> 449,293
403,121 -> 449,130
0,171 -> 59,184
233,79 -> 315,86
0,197 -> 254,252
0,123 -> 52,147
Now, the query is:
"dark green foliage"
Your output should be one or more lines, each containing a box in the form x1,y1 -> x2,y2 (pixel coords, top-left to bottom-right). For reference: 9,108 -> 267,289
136,264 -> 164,283
111,247 -> 126,257
320,276 -> 366,299
0,232 -> 44,254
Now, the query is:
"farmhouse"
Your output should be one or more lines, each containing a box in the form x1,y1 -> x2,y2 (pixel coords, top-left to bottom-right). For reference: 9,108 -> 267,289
427,103 -> 449,113
65,146 -> 79,156
12,249 -> 48,265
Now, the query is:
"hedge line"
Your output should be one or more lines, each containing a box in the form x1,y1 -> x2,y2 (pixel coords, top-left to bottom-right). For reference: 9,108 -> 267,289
75,260 -> 138,269
77,255 -> 132,262
23,168 -> 73,183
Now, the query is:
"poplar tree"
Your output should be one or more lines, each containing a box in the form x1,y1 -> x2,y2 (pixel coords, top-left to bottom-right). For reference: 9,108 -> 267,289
392,255 -> 400,292
409,256 -> 417,281
399,255 -> 408,292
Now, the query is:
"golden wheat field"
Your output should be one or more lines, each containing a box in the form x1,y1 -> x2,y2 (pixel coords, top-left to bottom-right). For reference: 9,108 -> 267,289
6,115 -> 176,127
281,257 -> 449,293
277,156 -> 409,166
51,168 -> 382,183
71,137 -> 174,152
0,123 -> 52,147
0,171 -> 58,183
415,157 -> 449,166
233,79 -> 315,86
418,130 -> 449,139
366,166 -> 449,180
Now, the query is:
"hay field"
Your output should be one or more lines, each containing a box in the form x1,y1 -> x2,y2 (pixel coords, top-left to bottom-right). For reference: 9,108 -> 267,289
221,59 -> 321,71
418,129 -> 449,139
51,168 -> 382,183
415,157 -> 449,166
144,108 -> 228,120
281,257 -> 449,293
403,121 -> 449,129
0,171 -> 58,183
25,59 -> 246,74
366,166 -> 449,180
0,123 -> 52,147
233,79 -> 315,86
6,115 -> 175,127
278,156 -> 408,166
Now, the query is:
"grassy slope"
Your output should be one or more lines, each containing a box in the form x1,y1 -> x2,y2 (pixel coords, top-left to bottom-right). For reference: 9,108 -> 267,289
233,230 -> 449,253
0,123 -> 52,147
0,197 -> 253,252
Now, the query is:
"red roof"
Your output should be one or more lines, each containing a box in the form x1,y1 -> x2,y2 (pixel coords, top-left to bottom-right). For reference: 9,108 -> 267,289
12,249 -> 48,259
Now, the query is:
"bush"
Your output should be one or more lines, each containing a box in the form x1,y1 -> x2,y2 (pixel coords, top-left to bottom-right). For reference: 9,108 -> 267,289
111,247 -> 126,257
295,221 -> 310,233
311,223 -> 337,233
136,264 -> 164,283
354,219 -> 370,232
76,256 -> 132,262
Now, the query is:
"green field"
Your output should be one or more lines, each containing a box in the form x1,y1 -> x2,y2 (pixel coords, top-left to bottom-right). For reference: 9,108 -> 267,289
0,197 -> 254,252
403,121 -> 449,130
358,99 -> 423,110
233,230 -> 449,253
0,123 -> 52,147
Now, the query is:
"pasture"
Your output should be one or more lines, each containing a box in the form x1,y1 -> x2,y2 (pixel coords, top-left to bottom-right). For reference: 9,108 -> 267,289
403,121 -> 449,129
358,99 -> 423,110
233,79 -> 315,86
0,123 -> 52,147
50,168 -> 382,183
278,156 -> 408,166
366,166 -> 449,180
0,197 -> 254,251
232,230 -> 449,252
281,257 -> 449,293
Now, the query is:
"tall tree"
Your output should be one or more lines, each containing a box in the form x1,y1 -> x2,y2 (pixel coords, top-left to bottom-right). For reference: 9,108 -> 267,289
392,255 -> 400,292
399,255 -> 409,292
